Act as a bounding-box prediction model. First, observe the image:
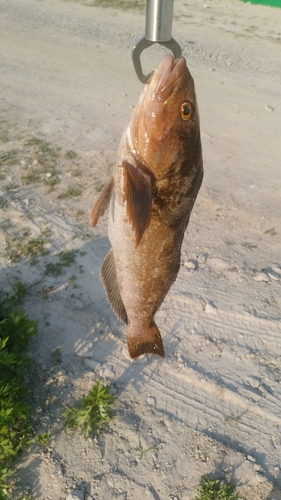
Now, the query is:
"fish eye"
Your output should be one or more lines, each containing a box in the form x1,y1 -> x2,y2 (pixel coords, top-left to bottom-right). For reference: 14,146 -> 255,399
180,102 -> 193,121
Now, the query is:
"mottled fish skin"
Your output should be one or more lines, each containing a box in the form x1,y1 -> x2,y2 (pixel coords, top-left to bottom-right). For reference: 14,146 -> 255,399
90,54 -> 203,359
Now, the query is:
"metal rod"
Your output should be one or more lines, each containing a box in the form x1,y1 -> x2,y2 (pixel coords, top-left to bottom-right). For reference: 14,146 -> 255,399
145,0 -> 174,42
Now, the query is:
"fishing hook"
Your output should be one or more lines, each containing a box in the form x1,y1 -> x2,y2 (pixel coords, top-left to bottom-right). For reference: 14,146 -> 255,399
132,0 -> 182,84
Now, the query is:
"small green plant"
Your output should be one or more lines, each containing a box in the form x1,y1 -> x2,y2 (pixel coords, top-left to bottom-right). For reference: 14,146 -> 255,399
21,170 -> 41,185
37,432 -> 50,447
241,242 -> 257,250
0,197 -> 7,209
5,232 -> 49,263
0,283 -> 38,498
65,150 -> 77,160
63,380 -> 115,438
58,186 -> 82,198
195,476 -> 239,500
44,249 -> 77,276
136,437 -> 156,460
51,348 -> 62,365
0,150 -> 18,166
264,227 -> 277,236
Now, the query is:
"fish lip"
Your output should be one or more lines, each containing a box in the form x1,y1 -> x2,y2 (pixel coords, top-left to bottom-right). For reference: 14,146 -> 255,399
155,55 -> 186,98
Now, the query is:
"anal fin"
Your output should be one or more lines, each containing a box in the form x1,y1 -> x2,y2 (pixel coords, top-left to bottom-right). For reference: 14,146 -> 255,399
100,249 -> 128,324
90,177 -> 114,227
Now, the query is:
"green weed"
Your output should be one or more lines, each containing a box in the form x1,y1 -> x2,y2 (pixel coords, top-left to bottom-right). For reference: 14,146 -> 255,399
63,380 -> 115,438
195,476 -> 239,500
58,186 -> 82,198
51,348 -> 62,365
0,150 -> 18,166
0,198 -> 7,209
65,150 -> 77,160
21,170 -> 41,185
264,227 -> 277,236
44,249 -> 77,276
0,283 -> 38,498
71,169 -> 81,177
5,232 -> 49,263
241,242 -> 257,250
37,432 -> 50,447
136,437 -> 156,460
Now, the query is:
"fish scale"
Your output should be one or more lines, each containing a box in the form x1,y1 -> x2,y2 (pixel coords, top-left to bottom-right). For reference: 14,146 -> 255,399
90,54 -> 203,359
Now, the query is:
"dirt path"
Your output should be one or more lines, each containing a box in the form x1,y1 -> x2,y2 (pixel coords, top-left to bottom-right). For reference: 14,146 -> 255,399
0,0 -> 281,498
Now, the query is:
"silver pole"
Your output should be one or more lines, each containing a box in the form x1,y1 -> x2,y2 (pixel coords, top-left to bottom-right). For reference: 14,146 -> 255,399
145,0 -> 174,42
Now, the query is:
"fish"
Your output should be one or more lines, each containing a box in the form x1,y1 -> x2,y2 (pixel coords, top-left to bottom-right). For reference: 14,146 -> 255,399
90,54 -> 203,359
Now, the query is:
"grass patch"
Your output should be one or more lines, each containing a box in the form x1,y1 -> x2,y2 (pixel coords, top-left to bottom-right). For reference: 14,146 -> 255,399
4,183 -> 19,193
264,227 -> 277,236
21,170 -> 41,185
58,186 -> 82,198
93,0 -> 145,10
241,242 -> 258,251
63,380 -> 115,438
51,348 -> 62,365
37,432 -> 50,448
0,283 -> 38,499
4,230 -> 49,263
0,150 -> 18,166
65,150 -> 77,160
44,249 -> 77,276
0,198 -> 7,209
195,476 -> 240,500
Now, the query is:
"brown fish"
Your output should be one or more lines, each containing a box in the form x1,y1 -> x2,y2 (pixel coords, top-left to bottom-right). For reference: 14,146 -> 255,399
90,54 -> 203,359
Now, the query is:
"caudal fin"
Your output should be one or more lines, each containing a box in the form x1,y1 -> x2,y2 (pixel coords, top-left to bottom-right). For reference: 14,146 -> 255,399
127,323 -> 165,359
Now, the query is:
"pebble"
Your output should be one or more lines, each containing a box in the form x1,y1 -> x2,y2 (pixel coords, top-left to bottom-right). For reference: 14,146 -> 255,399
246,454 -> 256,463
268,270 -> 281,281
146,396 -> 156,406
205,301 -> 217,314
247,376 -> 260,389
197,253 -> 208,264
253,272 -> 269,282
46,172 -> 52,178
184,260 -> 197,270
83,359 -> 100,371
66,490 -> 84,500
102,365 -> 115,379
254,464 -> 262,472
264,104 -> 274,112
271,264 -> 281,274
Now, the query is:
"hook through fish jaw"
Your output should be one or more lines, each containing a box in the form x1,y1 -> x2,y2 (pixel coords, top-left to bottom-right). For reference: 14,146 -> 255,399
132,36 -> 182,84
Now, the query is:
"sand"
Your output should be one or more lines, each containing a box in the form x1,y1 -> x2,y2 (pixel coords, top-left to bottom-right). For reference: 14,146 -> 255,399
0,0 -> 281,498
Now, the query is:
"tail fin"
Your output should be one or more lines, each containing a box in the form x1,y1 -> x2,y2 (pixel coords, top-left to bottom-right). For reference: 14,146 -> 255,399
127,323 -> 165,359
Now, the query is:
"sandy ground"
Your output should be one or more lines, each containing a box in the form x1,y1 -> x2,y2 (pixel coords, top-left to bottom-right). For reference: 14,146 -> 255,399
0,0 -> 281,498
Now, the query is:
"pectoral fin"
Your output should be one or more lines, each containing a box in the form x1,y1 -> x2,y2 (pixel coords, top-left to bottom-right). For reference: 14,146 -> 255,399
100,249 -> 128,324
90,177 -> 114,227
122,161 -> 152,247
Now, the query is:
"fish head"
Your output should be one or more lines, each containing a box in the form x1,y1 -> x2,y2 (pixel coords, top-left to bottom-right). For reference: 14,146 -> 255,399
129,54 -> 201,180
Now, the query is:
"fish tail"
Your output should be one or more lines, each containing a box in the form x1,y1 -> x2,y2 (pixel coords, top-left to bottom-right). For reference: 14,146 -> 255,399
127,323 -> 165,359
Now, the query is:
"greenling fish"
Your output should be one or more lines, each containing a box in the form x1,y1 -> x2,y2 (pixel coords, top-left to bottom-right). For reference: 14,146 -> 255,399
90,54 -> 203,359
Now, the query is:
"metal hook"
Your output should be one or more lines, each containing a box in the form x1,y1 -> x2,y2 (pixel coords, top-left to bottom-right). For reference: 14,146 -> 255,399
132,0 -> 182,83
132,36 -> 182,84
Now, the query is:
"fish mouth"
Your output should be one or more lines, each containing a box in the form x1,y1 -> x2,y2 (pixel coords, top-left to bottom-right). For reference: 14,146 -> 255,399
154,55 -> 186,100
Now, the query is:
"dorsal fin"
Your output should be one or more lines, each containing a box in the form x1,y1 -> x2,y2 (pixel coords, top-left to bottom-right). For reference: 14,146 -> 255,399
122,160 -> 152,247
90,177 -> 114,227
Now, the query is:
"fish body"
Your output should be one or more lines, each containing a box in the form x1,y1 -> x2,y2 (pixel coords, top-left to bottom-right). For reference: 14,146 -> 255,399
90,55 -> 203,359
